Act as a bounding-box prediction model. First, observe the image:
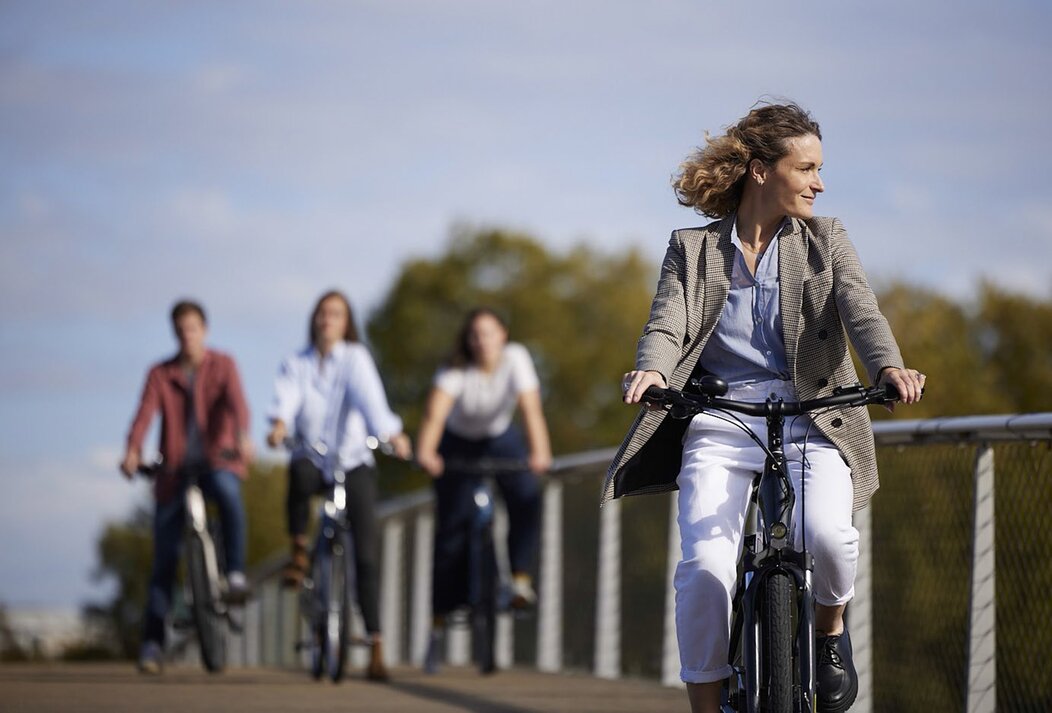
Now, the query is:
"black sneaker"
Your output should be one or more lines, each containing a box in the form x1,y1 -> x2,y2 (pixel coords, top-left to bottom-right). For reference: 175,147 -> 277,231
816,629 -> 858,713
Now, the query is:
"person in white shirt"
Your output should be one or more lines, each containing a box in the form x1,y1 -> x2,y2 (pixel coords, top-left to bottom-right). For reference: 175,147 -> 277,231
266,290 -> 411,682
416,307 -> 552,626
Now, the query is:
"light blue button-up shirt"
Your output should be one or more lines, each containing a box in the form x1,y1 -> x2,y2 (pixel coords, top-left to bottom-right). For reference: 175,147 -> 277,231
696,219 -> 791,387
268,342 -> 403,477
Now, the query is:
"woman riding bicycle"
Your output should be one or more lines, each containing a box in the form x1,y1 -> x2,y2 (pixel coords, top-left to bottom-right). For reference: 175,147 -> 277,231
607,102 -> 925,713
266,289 -> 411,682
416,307 -> 552,626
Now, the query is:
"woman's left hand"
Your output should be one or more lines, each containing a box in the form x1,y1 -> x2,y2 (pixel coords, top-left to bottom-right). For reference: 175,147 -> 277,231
878,367 -> 926,409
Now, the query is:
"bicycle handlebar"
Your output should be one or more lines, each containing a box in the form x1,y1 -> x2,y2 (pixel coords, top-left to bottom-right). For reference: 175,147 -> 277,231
641,381 -> 902,418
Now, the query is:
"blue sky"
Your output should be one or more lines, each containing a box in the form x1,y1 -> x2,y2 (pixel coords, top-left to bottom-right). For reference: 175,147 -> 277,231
2,1 -> 1050,610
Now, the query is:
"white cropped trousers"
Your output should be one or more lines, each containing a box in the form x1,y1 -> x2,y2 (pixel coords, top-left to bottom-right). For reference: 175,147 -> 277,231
674,379 -> 859,684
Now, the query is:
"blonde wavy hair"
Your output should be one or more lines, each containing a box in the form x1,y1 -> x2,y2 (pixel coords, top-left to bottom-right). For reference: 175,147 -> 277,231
673,102 -> 822,218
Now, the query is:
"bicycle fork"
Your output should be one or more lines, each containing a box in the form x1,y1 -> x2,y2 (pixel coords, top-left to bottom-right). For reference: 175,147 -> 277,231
185,485 -> 226,613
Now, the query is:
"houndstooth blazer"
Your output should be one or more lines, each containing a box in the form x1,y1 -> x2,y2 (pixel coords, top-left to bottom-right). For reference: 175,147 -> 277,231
601,215 -> 904,512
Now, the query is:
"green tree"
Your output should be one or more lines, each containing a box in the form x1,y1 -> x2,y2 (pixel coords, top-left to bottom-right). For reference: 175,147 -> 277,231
85,506 -> 153,658
977,282 -> 1052,413
365,226 -> 657,493
870,281 -> 1010,419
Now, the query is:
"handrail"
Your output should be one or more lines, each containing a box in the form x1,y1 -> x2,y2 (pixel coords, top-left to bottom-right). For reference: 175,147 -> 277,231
873,413 -> 1052,445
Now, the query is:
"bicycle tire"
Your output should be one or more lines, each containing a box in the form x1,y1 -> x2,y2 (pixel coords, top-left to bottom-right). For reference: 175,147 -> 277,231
186,534 -> 226,673
760,570 -> 794,713
306,552 -> 325,680
472,526 -> 498,674
321,535 -> 350,682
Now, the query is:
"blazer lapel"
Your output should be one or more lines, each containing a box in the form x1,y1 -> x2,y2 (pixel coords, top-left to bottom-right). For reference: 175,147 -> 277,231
778,218 -> 808,377
699,216 -> 736,343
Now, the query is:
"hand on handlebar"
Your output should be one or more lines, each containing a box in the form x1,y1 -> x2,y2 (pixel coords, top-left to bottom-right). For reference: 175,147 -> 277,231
622,370 -> 667,406
120,449 -> 140,480
266,420 -> 287,449
417,450 -> 444,479
389,432 -> 413,461
528,451 -> 552,475
877,367 -> 926,410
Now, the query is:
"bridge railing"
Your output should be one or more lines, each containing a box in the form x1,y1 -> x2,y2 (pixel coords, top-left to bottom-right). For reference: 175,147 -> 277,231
223,412 -> 1050,712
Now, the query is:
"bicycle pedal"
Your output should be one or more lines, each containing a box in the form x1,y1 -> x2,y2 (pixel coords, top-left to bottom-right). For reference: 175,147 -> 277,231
226,612 -> 244,634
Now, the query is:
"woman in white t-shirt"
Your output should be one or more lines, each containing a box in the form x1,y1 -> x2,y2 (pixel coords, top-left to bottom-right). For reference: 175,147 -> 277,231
416,307 -> 552,621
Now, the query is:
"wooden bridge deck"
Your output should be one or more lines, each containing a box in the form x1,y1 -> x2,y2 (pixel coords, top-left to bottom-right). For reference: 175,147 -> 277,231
1,663 -> 686,712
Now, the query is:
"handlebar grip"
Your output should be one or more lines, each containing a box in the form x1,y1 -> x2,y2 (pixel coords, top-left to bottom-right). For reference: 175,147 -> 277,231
642,385 -> 667,402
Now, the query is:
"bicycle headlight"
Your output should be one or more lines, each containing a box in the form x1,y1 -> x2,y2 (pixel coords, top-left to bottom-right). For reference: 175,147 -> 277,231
771,522 -> 788,540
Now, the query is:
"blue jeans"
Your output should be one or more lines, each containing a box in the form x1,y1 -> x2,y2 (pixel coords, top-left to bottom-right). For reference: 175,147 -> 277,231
142,468 -> 246,646
432,426 -> 541,615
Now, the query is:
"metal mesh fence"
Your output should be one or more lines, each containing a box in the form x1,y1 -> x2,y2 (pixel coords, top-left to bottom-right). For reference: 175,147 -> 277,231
871,444 -> 974,712
871,439 -> 1052,712
993,441 -> 1052,712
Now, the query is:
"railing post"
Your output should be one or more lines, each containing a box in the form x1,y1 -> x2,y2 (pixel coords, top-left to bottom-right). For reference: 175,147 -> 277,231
850,504 -> 874,713
410,510 -> 433,665
594,497 -> 621,679
380,518 -> 405,664
537,478 -> 563,672
492,504 -> 515,668
662,492 -> 685,687
966,444 -> 996,713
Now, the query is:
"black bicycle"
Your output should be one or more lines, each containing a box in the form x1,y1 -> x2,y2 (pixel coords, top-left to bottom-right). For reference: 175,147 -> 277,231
137,461 -> 237,673
285,438 -> 363,682
424,457 -> 527,675
643,377 -> 901,713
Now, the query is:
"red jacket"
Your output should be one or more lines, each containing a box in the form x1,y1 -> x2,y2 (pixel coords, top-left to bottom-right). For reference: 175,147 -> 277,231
126,349 -> 251,503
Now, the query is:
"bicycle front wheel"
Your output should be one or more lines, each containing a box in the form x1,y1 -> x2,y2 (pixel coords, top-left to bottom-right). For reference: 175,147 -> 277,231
471,525 -> 498,674
186,533 -> 226,673
313,533 -> 350,682
760,570 -> 794,713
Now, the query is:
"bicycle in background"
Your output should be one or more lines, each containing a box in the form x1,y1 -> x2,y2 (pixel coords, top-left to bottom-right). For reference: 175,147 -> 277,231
643,377 -> 904,713
137,460 -> 241,673
285,438 -> 371,682
423,456 -> 529,675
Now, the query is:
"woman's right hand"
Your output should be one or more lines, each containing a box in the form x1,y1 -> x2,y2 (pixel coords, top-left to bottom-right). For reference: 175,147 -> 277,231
266,420 -> 287,449
417,450 -> 445,478
622,370 -> 667,405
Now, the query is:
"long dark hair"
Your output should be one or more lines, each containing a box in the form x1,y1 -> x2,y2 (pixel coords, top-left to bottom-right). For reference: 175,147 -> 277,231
449,307 -> 508,367
308,290 -> 359,347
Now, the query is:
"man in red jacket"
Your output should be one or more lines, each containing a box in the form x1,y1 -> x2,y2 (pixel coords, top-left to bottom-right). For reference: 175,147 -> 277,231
120,300 -> 254,674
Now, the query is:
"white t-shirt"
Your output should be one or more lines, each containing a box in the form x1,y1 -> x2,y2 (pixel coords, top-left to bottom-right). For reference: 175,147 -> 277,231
434,342 -> 540,439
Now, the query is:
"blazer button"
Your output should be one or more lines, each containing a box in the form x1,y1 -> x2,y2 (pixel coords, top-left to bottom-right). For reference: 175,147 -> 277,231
831,417 -> 843,428
817,378 -> 828,389
818,329 -> 829,340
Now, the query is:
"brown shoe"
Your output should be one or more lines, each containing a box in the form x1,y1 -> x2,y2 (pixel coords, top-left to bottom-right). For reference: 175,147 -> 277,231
366,639 -> 390,682
281,541 -> 309,588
